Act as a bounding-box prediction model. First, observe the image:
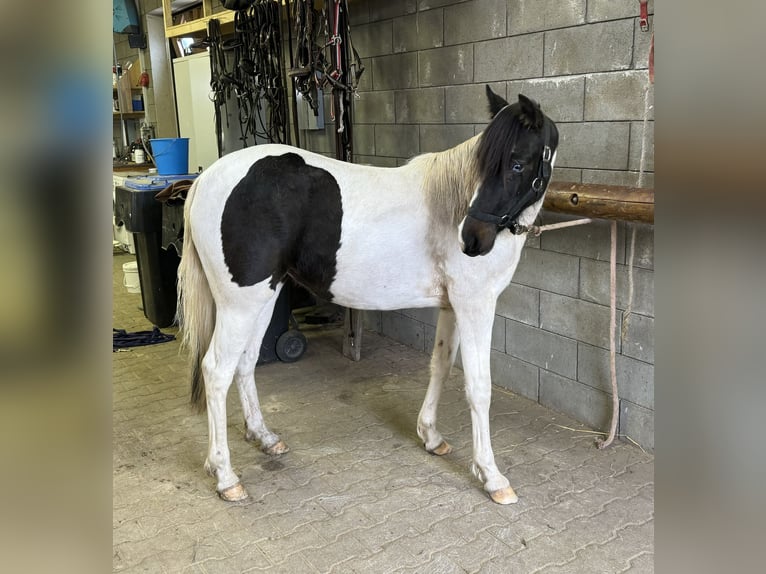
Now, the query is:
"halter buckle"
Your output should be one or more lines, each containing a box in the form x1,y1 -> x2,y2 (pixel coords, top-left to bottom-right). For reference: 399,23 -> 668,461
498,214 -> 510,227
542,145 -> 552,163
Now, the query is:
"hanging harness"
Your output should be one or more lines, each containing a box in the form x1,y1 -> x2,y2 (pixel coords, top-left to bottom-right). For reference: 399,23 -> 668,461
467,119 -> 554,235
207,0 -> 288,154
289,0 -> 364,116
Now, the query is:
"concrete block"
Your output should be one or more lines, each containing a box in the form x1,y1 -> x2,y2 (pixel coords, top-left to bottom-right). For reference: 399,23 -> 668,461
491,315 -> 506,352
474,34 -> 544,82
619,400 -> 654,451
577,342 -> 654,410
363,310 -> 382,332
544,20 -> 634,75
507,0 -> 585,35
370,0 -> 417,22
400,307 -> 439,326
540,370 -> 611,431
630,222 -> 654,270
539,214 -> 625,263
550,167 -> 582,183
496,282 -> 539,326
556,121 -> 630,170
579,257 -> 654,316
393,9 -> 444,52
540,292 -> 619,351
585,71 -> 654,121
419,44 -> 474,87
375,124 -> 420,157
490,350 -> 539,401
353,90 -> 395,124
353,124 -> 375,156
587,0 -> 653,22
381,311 -> 425,352
349,0 -> 371,25
353,20 -> 393,58
512,248 -> 580,297
629,120 -> 654,172
621,312 -> 653,363
581,169 -> 654,188
506,76 -> 585,122
372,53 -> 418,90
357,58 -> 374,92
633,16 -> 654,69
444,0 -> 506,45
419,124 -> 475,153
506,319 -> 577,379
445,82 -> 506,124
419,0 -> 470,10
396,88 -> 445,124
354,154 -> 399,167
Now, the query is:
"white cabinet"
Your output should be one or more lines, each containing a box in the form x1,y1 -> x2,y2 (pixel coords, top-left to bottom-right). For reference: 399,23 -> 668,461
172,52 -> 218,172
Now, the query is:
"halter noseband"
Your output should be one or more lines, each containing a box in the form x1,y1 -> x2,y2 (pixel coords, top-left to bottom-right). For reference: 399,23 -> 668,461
467,120 -> 553,235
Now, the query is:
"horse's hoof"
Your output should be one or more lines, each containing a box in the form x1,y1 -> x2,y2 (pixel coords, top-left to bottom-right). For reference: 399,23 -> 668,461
218,482 -> 249,502
427,441 -> 453,456
489,486 -> 518,505
263,440 -> 289,456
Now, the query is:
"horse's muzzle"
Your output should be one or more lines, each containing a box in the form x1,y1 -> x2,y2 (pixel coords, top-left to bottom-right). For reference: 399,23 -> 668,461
460,216 -> 497,257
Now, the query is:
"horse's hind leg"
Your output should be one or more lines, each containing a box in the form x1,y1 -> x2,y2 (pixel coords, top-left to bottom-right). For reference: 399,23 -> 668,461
418,307 -> 460,455
202,288 -> 273,501
235,283 -> 289,456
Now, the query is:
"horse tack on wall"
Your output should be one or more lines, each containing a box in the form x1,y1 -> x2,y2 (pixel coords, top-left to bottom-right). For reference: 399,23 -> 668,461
177,87 -> 558,504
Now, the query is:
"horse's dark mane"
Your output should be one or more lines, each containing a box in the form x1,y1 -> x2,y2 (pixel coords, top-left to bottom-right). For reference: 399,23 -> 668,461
475,103 -> 542,181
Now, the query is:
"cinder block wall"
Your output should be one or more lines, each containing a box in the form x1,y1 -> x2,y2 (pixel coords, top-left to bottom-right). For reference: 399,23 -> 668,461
304,0 -> 656,449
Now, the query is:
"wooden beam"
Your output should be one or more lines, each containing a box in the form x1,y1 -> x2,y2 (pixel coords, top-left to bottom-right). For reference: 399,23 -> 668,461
164,11 -> 235,38
544,182 -> 654,224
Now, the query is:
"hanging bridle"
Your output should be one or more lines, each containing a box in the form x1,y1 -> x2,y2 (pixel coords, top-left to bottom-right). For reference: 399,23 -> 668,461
467,119 -> 554,235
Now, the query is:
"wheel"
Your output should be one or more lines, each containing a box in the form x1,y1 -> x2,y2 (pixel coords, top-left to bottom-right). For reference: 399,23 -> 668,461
275,330 -> 307,363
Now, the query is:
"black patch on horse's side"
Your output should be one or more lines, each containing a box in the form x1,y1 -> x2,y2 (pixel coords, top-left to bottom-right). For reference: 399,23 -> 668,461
221,153 -> 343,299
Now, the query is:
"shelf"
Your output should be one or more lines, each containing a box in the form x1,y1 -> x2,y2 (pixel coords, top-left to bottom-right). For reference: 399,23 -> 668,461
162,0 -> 236,39
114,111 -> 145,119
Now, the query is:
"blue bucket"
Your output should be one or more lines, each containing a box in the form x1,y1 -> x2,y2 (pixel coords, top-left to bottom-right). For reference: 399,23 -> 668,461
150,138 -> 189,175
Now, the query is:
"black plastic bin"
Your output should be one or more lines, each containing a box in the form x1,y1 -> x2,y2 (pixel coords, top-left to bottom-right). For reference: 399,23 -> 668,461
161,196 -> 305,365
115,178 -> 193,328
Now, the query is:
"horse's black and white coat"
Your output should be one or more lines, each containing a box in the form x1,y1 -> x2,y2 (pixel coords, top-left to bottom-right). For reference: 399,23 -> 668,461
179,88 -> 558,504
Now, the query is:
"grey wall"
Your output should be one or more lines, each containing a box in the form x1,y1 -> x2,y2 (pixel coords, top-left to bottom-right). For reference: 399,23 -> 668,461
295,0 -> 655,449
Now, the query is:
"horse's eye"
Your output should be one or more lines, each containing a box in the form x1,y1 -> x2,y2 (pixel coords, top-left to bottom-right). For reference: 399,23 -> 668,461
512,163 -> 524,173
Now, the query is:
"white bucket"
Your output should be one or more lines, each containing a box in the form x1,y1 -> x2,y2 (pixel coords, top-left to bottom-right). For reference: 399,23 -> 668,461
122,261 -> 141,294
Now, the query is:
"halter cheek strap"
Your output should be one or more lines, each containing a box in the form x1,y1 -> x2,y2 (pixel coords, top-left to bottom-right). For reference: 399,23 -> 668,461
467,120 -> 553,235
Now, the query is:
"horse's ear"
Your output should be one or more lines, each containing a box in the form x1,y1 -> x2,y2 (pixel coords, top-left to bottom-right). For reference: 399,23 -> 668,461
517,93 -> 544,129
486,85 -> 509,118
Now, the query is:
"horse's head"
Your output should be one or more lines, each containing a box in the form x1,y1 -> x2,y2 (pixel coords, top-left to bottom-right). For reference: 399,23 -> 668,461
460,87 -> 559,257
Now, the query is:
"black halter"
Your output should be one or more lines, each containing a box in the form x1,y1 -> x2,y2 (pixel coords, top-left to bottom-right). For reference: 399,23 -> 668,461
467,120 -> 554,235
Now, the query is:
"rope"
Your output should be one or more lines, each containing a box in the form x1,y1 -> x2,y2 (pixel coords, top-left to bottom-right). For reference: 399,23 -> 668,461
597,221 -> 620,449
524,218 -> 593,236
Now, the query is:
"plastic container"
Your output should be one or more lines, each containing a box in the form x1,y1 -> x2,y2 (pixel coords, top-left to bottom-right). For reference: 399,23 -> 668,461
150,138 -> 189,175
122,261 -> 141,293
114,174 -> 198,327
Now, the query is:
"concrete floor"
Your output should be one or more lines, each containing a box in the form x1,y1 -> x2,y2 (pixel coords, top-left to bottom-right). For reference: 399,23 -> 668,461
113,251 -> 654,573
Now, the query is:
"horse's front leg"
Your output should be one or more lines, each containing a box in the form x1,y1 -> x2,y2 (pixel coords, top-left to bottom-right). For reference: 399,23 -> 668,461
418,307 -> 460,455
453,298 -> 518,505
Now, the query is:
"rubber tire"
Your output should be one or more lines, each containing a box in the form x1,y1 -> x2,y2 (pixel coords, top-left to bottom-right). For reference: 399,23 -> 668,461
275,330 -> 307,363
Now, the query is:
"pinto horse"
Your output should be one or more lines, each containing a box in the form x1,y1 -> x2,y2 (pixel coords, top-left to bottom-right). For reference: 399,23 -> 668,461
178,87 -> 558,504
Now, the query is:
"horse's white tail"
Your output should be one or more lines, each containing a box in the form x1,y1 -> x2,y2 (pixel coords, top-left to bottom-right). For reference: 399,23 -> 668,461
176,178 -> 215,412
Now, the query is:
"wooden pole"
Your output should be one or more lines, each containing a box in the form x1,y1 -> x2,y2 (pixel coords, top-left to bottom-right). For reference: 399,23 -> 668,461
544,182 -> 654,224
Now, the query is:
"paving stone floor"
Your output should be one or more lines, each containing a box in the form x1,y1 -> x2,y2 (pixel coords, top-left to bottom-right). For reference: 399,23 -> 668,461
113,251 -> 654,573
